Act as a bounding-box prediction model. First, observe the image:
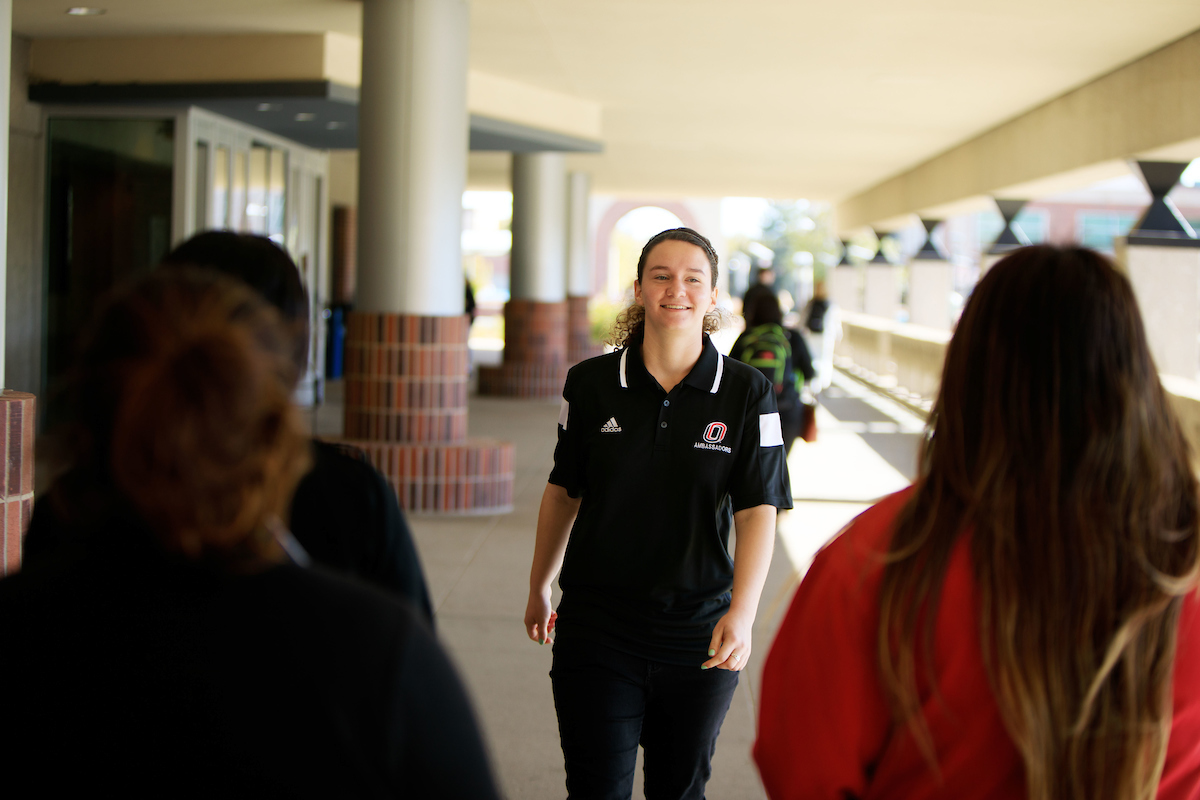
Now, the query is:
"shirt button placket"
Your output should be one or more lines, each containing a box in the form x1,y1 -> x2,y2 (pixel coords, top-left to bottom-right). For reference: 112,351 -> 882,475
655,393 -> 672,449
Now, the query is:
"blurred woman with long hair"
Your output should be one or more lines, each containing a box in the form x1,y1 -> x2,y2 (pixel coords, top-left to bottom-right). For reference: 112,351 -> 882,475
0,270 -> 500,798
755,245 -> 1200,799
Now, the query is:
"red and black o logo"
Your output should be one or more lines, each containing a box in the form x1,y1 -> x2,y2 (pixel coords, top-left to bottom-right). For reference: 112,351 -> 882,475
703,421 -> 727,443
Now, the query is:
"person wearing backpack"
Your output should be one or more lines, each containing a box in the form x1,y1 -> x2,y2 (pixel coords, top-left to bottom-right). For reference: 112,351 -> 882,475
732,291 -> 815,455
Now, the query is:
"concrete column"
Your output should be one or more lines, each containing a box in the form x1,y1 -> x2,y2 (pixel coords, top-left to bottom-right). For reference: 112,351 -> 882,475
863,230 -> 898,320
0,0 -> 9,388
0,3 -> 32,576
345,0 -> 513,514
356,0 -> 467,316
830,240 -> 860,312
479,152 -> 570,398
1115,161 -> 1200,381
908,218 -> 954,331
981,198 -> 1031,273
566,171 -> 601,364
510,152 -> 567,302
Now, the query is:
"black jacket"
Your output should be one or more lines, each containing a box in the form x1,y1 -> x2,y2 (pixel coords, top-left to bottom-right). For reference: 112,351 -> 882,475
0,516 -> 499,798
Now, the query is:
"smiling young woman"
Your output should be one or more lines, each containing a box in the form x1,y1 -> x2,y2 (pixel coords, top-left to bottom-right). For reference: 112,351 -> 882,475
524,227 -> 793,800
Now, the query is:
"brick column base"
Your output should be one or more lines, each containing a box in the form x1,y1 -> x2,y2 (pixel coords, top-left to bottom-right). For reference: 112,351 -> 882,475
567,295 -> 604,364
1,391 -> 35,576
342,439 -> 514,514
477,362 -> 572,399
479,299 -> 572,399
343,312 -> 513,514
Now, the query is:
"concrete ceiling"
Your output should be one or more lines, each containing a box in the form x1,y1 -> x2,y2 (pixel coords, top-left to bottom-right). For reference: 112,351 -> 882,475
14,0 -> 1200,202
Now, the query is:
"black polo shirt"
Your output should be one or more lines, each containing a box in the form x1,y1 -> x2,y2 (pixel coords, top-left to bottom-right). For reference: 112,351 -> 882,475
549,331 -> 793,665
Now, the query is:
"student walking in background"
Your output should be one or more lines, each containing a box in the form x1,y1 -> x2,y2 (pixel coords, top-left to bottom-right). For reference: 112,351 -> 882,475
732,290 -> 814,456
802,281 -> 839,394
755,245 -> 1200,799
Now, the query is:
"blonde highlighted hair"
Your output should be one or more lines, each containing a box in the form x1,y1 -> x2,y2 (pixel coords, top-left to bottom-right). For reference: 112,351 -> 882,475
879,246 -> 1200,800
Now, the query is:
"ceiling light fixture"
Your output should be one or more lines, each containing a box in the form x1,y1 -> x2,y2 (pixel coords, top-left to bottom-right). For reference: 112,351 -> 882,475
65,7 -> 106,16
294,112 -> 316,122
325,121 -> 344,130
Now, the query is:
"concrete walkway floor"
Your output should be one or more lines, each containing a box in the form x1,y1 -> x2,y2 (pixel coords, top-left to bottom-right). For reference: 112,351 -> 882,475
308,368 -> 921,799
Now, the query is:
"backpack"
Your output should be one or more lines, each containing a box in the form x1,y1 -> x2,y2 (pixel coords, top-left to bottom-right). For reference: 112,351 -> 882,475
737,323 -> 800,407
805,298 -> 829,333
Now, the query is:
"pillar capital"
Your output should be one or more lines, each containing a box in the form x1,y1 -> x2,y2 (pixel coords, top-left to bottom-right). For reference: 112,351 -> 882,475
913,218 -> 946,261
836,239 -> 854,266
1126,160 -> 1200,248
869,229 -> 893,264
987,198 -> 1031,255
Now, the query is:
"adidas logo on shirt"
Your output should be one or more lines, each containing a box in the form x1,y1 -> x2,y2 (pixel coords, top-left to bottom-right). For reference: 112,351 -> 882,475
600,417 -> 622,433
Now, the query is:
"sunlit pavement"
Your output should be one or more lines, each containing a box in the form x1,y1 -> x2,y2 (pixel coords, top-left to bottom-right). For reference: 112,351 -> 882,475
308,365 -> 924,800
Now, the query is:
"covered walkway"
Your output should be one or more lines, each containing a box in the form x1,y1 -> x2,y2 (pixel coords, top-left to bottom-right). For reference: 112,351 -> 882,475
312,366 -> 922,799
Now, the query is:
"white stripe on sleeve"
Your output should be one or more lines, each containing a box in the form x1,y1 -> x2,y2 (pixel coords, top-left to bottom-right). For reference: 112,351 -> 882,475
759,412 -> 784,447
558,398 -> 570,430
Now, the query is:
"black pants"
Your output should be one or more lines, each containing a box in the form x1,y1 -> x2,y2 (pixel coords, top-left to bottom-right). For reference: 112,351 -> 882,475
550,637 -> 739,800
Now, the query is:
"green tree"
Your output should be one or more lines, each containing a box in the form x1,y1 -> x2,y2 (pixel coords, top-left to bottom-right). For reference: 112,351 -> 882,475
759,200 -> 838,283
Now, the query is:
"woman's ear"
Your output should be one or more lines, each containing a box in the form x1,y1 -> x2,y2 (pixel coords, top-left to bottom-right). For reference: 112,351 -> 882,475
634,280 -> 644,306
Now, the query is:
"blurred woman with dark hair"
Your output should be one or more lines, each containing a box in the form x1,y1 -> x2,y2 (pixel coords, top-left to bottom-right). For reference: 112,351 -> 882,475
0,270 -> 500,798
26,230 -> 434,621
755,245 -> 1200,799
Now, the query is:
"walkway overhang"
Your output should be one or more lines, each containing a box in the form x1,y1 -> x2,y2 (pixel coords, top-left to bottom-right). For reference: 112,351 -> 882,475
27,33 -> 604,154
836,28 -> 1200,233
28,80 -> 603,154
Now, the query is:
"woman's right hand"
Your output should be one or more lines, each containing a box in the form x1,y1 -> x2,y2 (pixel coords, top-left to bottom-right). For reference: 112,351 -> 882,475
524,588 -> 557,644
525,484 -> 579,645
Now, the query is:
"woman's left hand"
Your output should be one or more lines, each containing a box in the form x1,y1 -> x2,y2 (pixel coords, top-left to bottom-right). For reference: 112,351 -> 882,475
702,608 -> 754,671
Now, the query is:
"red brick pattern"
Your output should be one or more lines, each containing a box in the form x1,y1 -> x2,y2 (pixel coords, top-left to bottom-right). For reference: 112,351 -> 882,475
502,299 -> 567,365
479,299 -> 576,399
343,311 -> 512,513
476,362 -> 572,399
0,392 -> 35,576
344,312 -> 470,443
342,439 -> 515,514
567,295 -> 604,364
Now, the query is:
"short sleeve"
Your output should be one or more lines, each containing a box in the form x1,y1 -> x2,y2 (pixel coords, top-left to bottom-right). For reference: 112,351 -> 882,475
754,523 -> 892,798
547,370 -> 585,498
726,371 -> 793,512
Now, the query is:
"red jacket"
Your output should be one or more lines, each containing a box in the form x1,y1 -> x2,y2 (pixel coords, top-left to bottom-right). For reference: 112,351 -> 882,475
755,489 -> 1200,799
